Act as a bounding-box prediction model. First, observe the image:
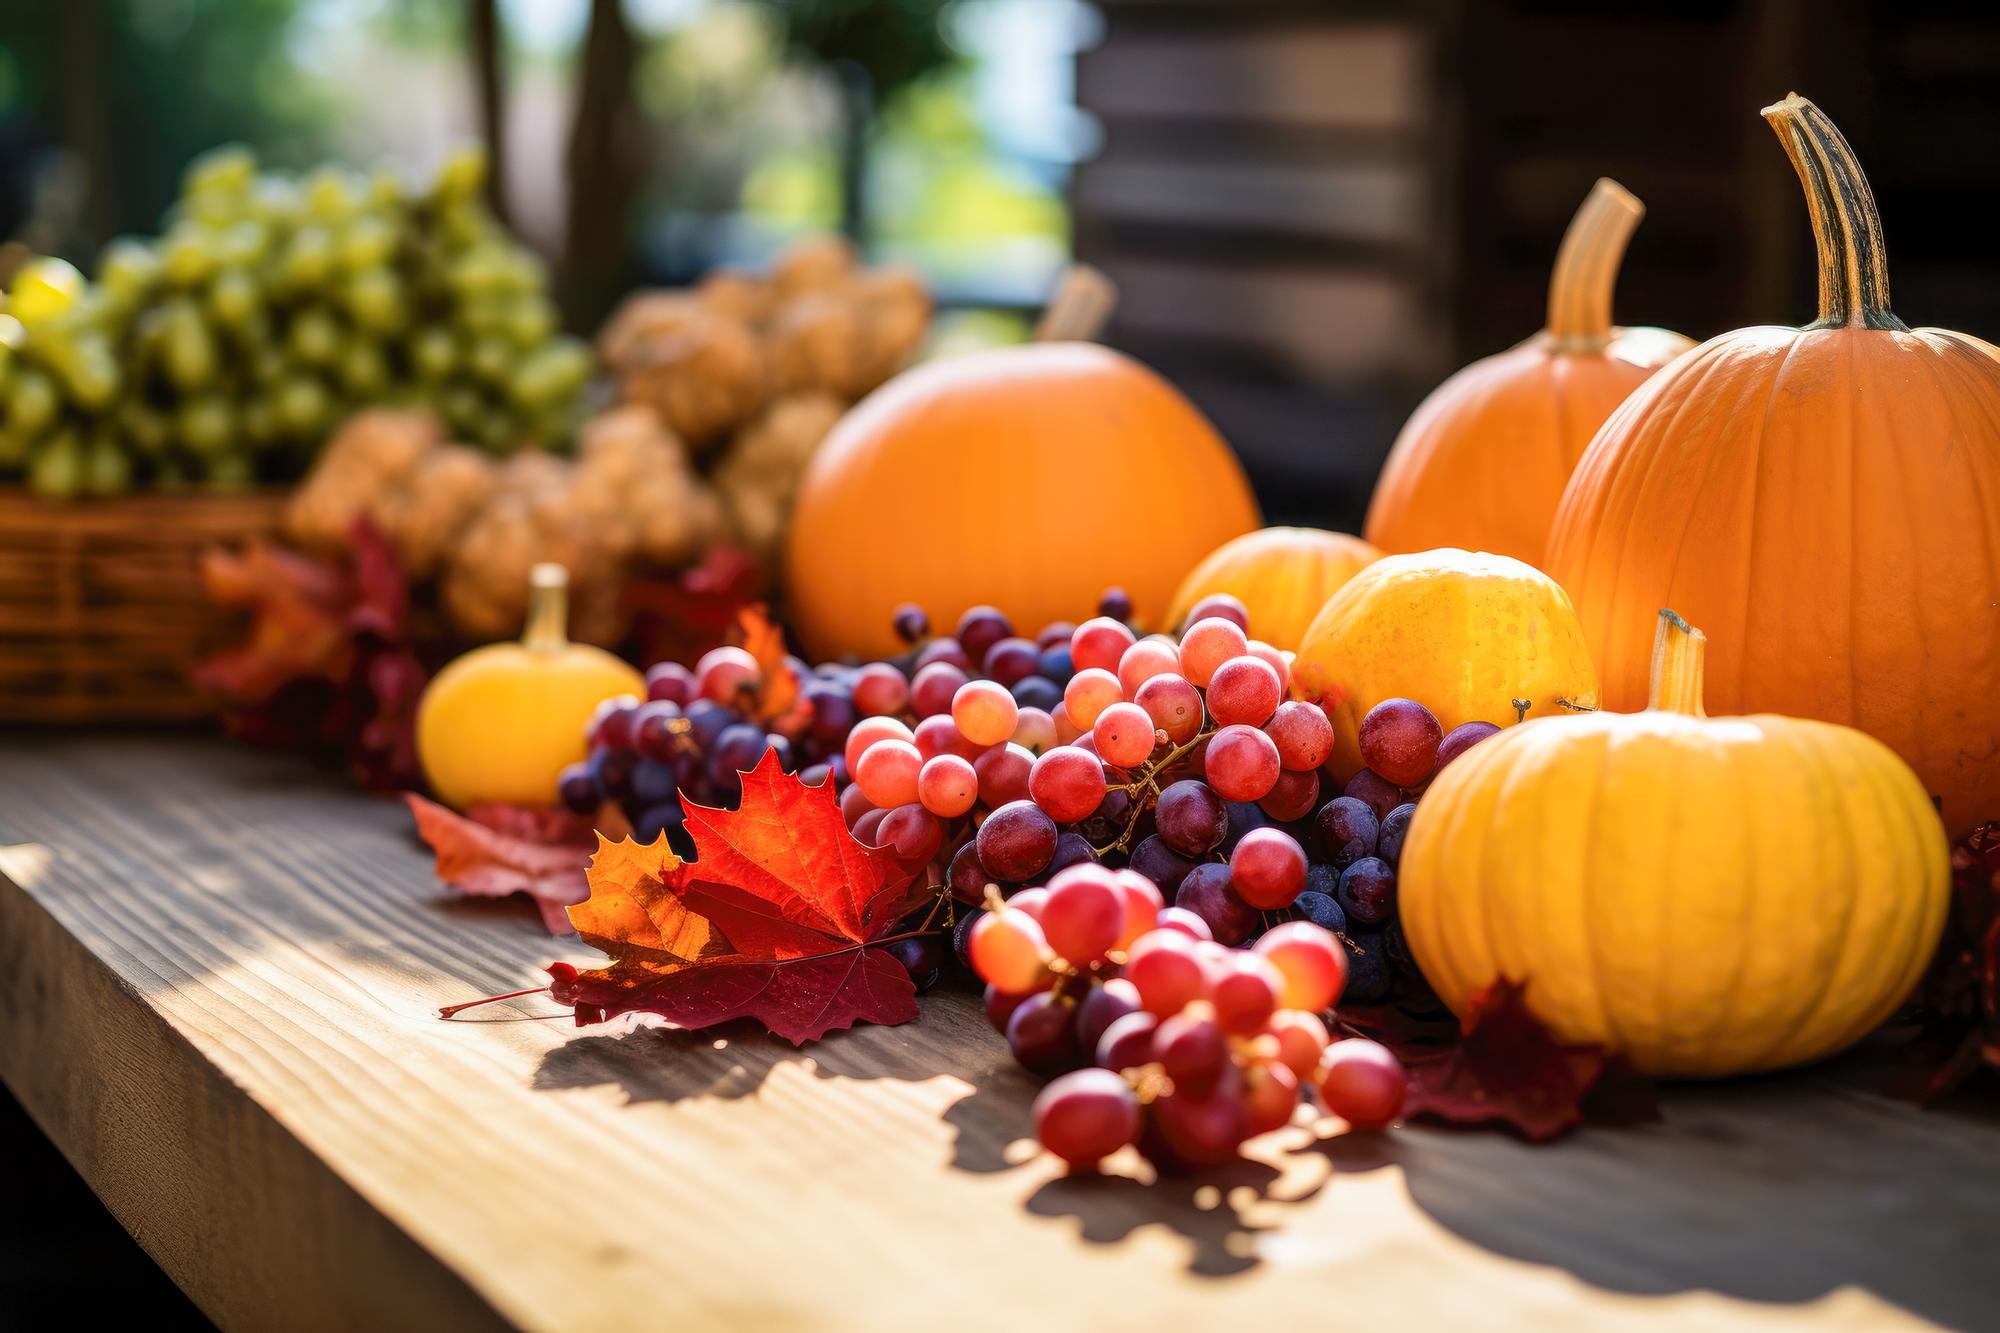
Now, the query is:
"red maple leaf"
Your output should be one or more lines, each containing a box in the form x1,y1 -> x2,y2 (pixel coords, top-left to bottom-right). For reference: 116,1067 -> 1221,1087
737,603 -> 800,723
547,751 -> 936,1044
1347,979 -> 1659,1141
406,795 -> 616,934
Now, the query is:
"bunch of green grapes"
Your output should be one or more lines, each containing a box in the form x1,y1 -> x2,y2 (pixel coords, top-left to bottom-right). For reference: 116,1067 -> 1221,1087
0,145 -> 592,497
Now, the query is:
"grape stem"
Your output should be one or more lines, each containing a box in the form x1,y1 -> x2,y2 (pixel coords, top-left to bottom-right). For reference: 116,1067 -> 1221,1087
1093,725 -> 1218,856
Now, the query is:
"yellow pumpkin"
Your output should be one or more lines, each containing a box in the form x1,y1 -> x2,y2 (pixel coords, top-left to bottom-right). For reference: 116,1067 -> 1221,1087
1167,527 -> 1381,652
783,268 -> 1260,660
1292,548 -> 1599,779
1401,610 -> 1949,1078
417,563 -> 644,809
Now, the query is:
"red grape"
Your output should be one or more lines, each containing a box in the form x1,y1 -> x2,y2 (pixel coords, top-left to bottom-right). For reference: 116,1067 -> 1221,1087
1011,706 -> 1057,754
1207,655 -> 1282,727
974,742 -> 1034,807
850,662 -> 909,717
1063,668 -> 1123,728
1154,779 -> 1228,856
1246,640 -> 1290,694
914,636 -> 973,672
1203,725 -> 1281,802
1034,1068 -> 1141,1167
852,808 -> 888,844
949,839 -> 990,904
918,754 -> 979,818
879,804 -> 943,863
854,738 -> 922,808
694,646 -> 759,702
1343,768 -> 1406,821
912,661 -> 970,718
1076,978 -> 1143,1054
983,636 -> 1040,687
1243,1060 -> 1301,1136
985,982 -> 1031,1033
1155,1002 -> 1228,1093
1177,616 -> 1247,687
1153,905 -> 1213,941
1436,719 -> 1502,771
1124,929 -> 1208,1016
1008,887 -> 1051,920
1028,745 -> 1108,823
1117,639 -> 1180,697
952,679 -> 1018,747
1051,703 -> 1083,744
1358,697 -> 1444,787
1265,1009 -> 1331,1080
969,906 -> 1048,992
1257,767 -> 1320,822
975,799 -> 1058,881
1040,865 -> 1126,966
914,712 -> 984,764
1134,672 -> 1203,743
631,700 -> 683,761
1150,1082 -> 1251,1168
1211,952 -> 1283,1034
1006,990 -> 1083,1075
955,605 -> 1014,665
1092,702 -> 1158,768
840,782 -> 874,830
1071,616 -> 1137,673
1264,700 -> 1334,770
1111,869 -> 1163,948
844,716 -> 914,775
1181,593 -> 1249,633
1228,827 -> 1307,909
1316,1038 -> 1407,1129
1254,922 -> 1348,1012
587,694 -> 643,750
1095,1010 -> 1161,1071
645,661 -> 695,705
1173,862 -> 1257,945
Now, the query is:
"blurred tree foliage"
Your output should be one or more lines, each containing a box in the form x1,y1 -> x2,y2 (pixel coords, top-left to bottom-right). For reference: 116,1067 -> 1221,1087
763,0 -> 953,103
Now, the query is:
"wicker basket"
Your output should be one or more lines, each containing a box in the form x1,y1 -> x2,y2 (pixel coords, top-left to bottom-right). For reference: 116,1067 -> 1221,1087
0,489 -> 287,724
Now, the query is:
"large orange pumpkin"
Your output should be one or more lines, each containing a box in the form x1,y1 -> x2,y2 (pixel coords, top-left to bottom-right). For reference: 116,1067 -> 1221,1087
1365,179 -> 1690,565
1547,94 -> 2000,838
785,278 -> 1260,659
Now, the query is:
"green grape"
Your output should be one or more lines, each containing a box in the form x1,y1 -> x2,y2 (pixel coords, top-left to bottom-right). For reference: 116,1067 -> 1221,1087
495,248 -> 547,295
0,313 -> 19,389
437,381 -> 484,433
0,422 -> 29,470
176,395 -> 235,456
84,432 -> 133,495
287,305 -> 343,367
337,340 -> 389,397
507,338 -> 592,411
409,325 -> 458,380
7,365 -> 60,437
466,334 -> 513,384
303,166 -> 360,222
455,295 -> 509,336
184,144 -> 257,199
364,169 -> 404,209
430,147 -> 486,202
436,200 -> 491,251
274,374 -> 332,436
503,297 -> 557,348
160,299 -> 218,391
338,214 -> 398,271
206,268 -> 262,328
98,239 -> 162,306
278,226 -> 335,292
248,342 -> 289,385
28,427 -> 84,498
239,398 -> 278,449
251,175 -> 301,227
344,268 -> 404,332
216,220 -> 271,268
203,451 -> 255,492
6,256 -> 85,326
472,408 -> 516,451
44,332 -> 122,411
118,399 -> 172,456
160,222 -> 218,289
155,456 -> 193,492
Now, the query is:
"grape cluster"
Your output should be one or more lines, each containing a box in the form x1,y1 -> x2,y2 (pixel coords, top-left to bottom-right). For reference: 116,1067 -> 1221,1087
0,144 -> 590,496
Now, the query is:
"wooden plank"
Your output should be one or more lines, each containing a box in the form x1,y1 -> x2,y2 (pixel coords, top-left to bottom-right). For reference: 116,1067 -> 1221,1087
1,737 -> 1996,1330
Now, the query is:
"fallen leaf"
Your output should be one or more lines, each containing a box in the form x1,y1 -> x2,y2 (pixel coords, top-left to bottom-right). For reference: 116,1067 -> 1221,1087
738,603 -> 799,723
625,544 -> 766,669
549,750 -> 936,1043
1886,821 -> 2000,1103
407,794 -> 597,934
1349,978 -> 1659,1141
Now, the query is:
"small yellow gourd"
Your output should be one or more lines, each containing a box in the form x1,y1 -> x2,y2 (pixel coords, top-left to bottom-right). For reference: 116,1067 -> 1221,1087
416,563 -> 645,809
1167,527 -> 1381,652
1291,548 -> 1599,779
1400,611 -> 1950,1078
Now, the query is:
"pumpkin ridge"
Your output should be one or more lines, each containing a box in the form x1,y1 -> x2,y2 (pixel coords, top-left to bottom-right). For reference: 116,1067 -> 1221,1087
1575,727 -> 1626,1053
1732,332 -> 1809,698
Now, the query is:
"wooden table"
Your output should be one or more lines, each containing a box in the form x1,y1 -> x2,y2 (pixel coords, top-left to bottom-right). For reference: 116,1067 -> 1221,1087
2,737 -> 1995,1331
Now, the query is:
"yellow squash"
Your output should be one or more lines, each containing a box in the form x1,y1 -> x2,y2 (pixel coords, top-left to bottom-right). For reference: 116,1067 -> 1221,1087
417,563 -> 644,809
1291,548 -> 1599,779
1400,610 -> 1949,1077
1167,527 -> 1381,652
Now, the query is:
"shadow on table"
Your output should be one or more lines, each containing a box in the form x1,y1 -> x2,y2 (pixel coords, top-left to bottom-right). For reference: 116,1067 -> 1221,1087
1317,1064 -> 2000,1331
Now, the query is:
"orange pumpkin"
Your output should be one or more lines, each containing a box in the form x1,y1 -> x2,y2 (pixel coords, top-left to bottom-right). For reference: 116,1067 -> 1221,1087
785,273 -> 1260,659
1167,527 -> 1381,651
1365,179 -> 1691,565
1547,94 -> 2000,837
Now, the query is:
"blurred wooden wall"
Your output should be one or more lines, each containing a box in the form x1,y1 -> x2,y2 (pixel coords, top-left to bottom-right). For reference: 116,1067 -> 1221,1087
1072,0 -> 2000,529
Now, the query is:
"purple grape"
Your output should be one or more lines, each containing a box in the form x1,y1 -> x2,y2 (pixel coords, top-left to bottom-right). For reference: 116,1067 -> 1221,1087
983,636 -> 1040,687
1096,1011 -> 1160,1071
1436,720 -> 1502,772
593,747 -> 636,803
1344,931 -> 1392,1003
1036,643 -> 1074,685
707,722 -> 770,795
1174,862 -> 1257,946
1075,978 -> 1142,1054
1128,835 -> 1197,896
557,762 -> 601,815
1315,795 -> 1379,868
948,840 -> 989,904
682,698 -> 733,749
956,606 -> 1014,665
1336,856 -> 1397,926
1097,587 -> 1134,622
1220,800 -> 1268,854
1294,889 -> 1346,935
799,762 -> 832,787
893,603 -> 929,644
1042,831 -> 1097,880
1304,862 -> 1339,901
802,680 -> 856,752
1010,675 -> 1063,712
888,936 -> 946,992
1343,769 -> 1406,822
632,700 -> 683,761
976,800 -> 1058,882
646,661 -> 696,705
1006,991 -> 1083,1076
1155,779 -> 1228,856
1377,802 -> 1416,866
952,907 -> 985,968
630,759 -> 678,809
632,802 -> 684,844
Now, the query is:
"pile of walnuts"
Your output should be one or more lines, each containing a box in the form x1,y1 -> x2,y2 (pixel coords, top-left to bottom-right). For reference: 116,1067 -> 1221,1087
283,235 -> 932,647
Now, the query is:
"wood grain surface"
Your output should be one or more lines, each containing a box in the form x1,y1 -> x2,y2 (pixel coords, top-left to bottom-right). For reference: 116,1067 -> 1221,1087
1,736 -> 1995,1331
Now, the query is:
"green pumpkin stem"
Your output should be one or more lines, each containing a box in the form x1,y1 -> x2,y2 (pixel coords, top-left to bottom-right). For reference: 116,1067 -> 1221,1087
523,562 -> 571,651
1546,178 -> 1645,351
1761,93 -> 1906,332
1648,609 -> 1707,716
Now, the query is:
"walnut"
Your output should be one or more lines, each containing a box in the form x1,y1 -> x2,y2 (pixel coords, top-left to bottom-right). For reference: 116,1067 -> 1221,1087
371,444 -> 496,577
284,409 -> 442,554
698,268 -> 774,326
848,265 -> 932,395
711,392 -> 847,560
771,234 -> 855,300
615,306 -> 768,447
766,293 -> 861,398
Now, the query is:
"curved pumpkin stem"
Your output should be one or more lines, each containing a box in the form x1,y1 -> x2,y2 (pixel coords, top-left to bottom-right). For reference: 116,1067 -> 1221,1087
1034,265 -> 1118,344
1761,93 -> 1906,332
523,562 -> 571,651
1545,178 -> 1645,351
1647,609 -> 1707,716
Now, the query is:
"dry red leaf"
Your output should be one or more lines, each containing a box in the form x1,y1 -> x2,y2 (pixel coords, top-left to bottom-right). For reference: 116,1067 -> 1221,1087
738,603 -> 800,723
406,795 -> 615,933
547,751 -> 935,1043
625,544 -> 767,669
1346,979 -> 1659,1141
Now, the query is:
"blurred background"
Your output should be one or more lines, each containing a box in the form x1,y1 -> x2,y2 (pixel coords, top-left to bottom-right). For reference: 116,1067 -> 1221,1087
2,0 -> 1997,523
